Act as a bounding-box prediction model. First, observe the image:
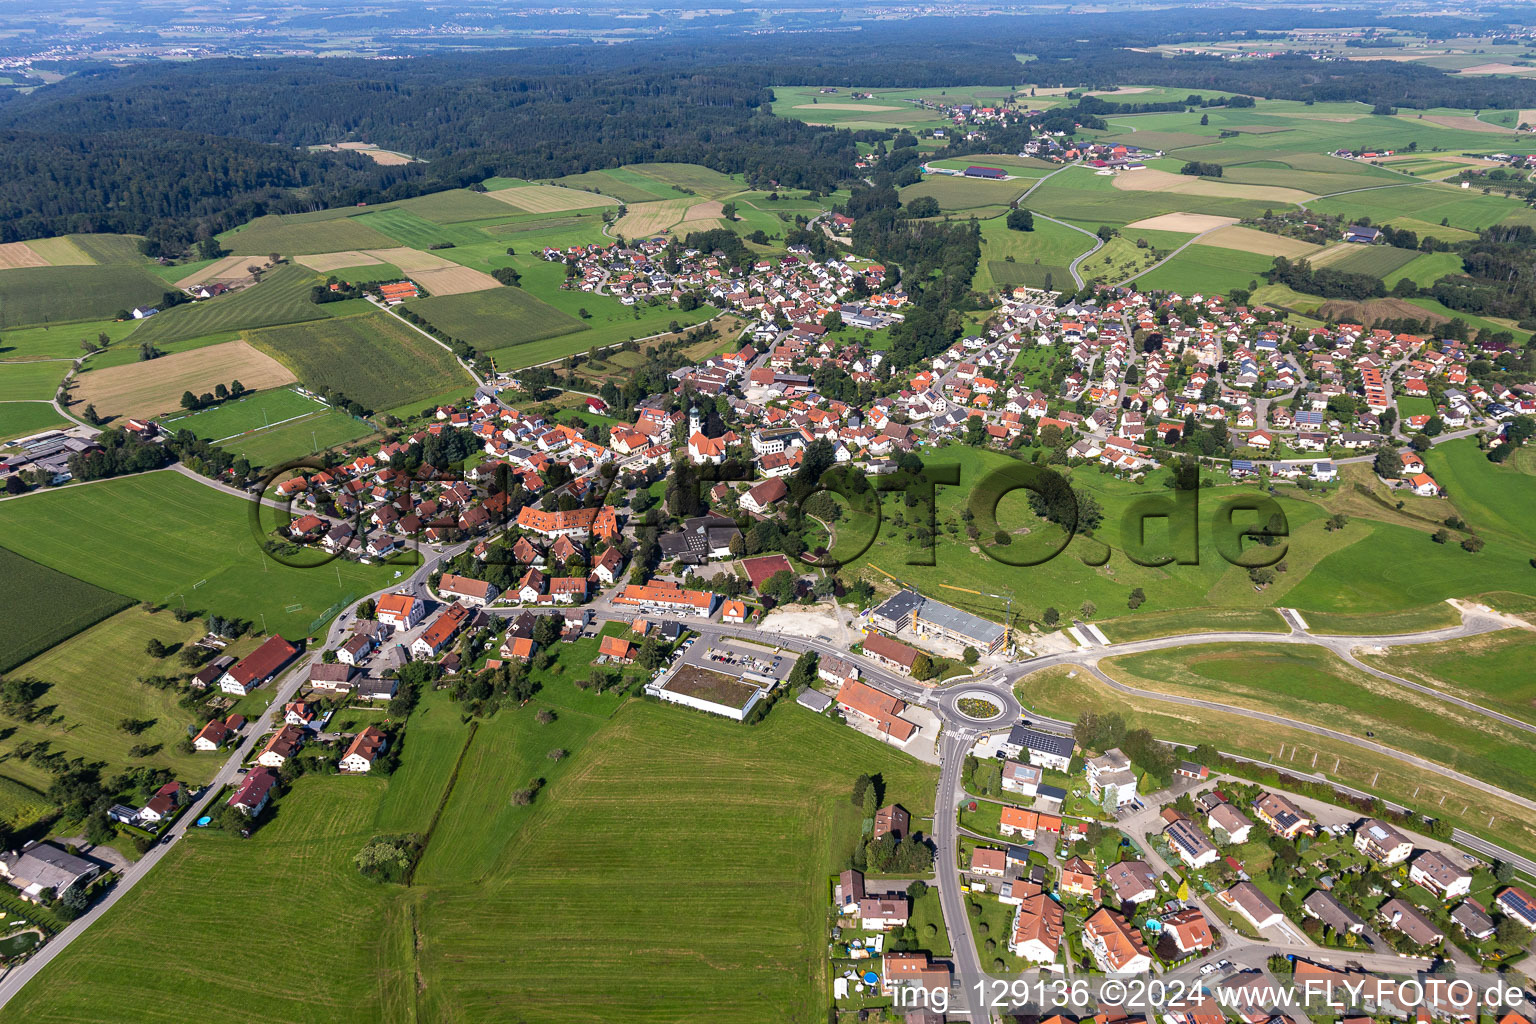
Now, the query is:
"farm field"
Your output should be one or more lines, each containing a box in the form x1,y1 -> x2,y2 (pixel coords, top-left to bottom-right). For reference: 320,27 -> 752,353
159,385 -> 328,442
1094,607 -> 1288,643
391,189 -> 519,224
1384,250 -> 1465,289
126,264 -> 349,345
1320,244 -> 1422,278
353,208 -> 493,250
611,198 -> 712,238
552,170 -> 671,204
413,698 -> 937,1022
0,400 -> 67,441
219,408 -> 375,468
72,340 -> 297,421
219,213 -> 396,256
0,265 -> 167,328
0,470 -> 392,638
1026,167 -> 1272,226
1425,437 -> 1536,546
926,154 -> 1054,175
620,162 -> 744,200
13,690 -> 934,1023
1111,167 -> 1315,205
1198,224 -> 1321,258
1136,243 -> 1276,294
0,318 -> 141,361
2,778 -> 414,1024
1307,184 -> 1520,232
406,285 -> 587,356
484,184 -> 618,213
1100,643 -> 1536,799
1015,663 -> 1536,862
0,546 -> 132,673
249,312 -> 474,415
0,358 -> 67,401
902,174 -> 1027,213
0,607 -> 222,791
66,234 -> 149,264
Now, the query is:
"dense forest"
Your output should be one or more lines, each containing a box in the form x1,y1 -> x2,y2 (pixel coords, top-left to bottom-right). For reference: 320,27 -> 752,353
1427,225 -> 1536,328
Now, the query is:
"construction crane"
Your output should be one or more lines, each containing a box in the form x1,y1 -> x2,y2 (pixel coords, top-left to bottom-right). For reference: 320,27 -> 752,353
939,583 -> 1016,654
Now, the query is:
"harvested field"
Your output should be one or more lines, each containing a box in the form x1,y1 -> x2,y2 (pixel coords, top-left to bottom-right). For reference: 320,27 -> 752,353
26,237 -> 95,266
1457,63 -> 1536,77
1200,225 -> 1321,258
611,199 -> 695,238
1317,297 -> 1451,326
1522,110 -> 1536,128
356,149 -> 412,165
485,184 -> 619,213
173,255 -> 254,289
360,247 -> 457,273
1111,168 -> 1314,204
1125,212 -> 1238,232
681,200 -> 724,223
295,251 -> 385,274
1306,244 -> 1358,267
410,265 -> 502,296
791,102 -> 903,111
73,340 -> 297,420
1099,130 -> 1212,151
1402,114 -> 1513,133
0,243 -> 47,269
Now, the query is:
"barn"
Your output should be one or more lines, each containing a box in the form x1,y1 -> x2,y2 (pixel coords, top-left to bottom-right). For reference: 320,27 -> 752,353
964,166 -> 1007,179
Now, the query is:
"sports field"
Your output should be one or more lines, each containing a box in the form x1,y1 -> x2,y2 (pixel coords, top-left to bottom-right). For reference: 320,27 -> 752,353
0,546 -> 132,673
249,312 -> 474,415
72,340 -> 297,420
127,264 -> 344,345
0,470 -> 392,639
407,286 -> 588,356
160,385 -> 328,442
220,408 -> 375,468
0,264 -> 167,328
0,607 -> 220,791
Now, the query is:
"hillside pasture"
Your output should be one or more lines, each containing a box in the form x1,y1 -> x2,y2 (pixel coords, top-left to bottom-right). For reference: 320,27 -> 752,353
249,312 -> 473,414
0,401 -> 67,442
25,237 -> 96,265
220,214 -> 396,257
392,189 -> 518,224
622,162 -> 743,199
0,359 -> 67,401
610,199 -> 699,238
0,265 -> 168,328
0,546 -> 132,674
903,174 -> 1027,213
1,607 -> 219,789
353,209 -> 491,250
406,287 -> 588,356
72,340 -> 297,420
485,184 -> 619,213
66,234 -> 148,264
172,254 -> 256,290
127,264 -> 335,345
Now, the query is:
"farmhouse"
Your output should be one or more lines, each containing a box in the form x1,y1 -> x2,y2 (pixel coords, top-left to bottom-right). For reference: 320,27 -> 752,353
835,679 -> 917,742
218,635 -> 300,696
436,573 -> 498,606
412,602 -> 472,658
860,632 -> 920,674
739,476 -> 789,515
193,716 -> 236,751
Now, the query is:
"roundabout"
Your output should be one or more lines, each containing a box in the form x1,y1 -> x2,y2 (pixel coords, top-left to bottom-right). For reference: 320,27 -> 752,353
942,685 -> 1019,725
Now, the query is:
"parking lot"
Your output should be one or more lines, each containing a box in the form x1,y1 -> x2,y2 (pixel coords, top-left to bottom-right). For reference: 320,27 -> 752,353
669,633 -> 794,687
